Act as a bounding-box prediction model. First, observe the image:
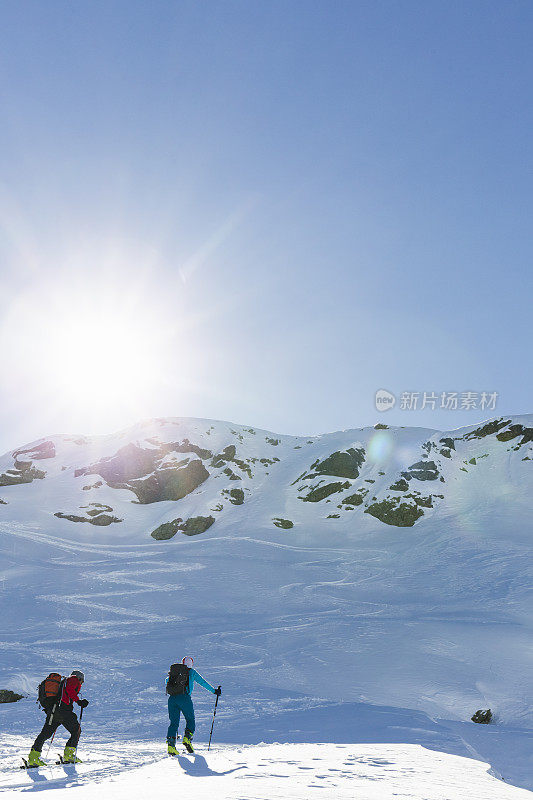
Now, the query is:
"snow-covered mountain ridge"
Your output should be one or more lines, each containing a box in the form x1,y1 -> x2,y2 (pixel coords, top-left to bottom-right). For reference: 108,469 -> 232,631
0,414 -> 532,793
1,414 -> 531,538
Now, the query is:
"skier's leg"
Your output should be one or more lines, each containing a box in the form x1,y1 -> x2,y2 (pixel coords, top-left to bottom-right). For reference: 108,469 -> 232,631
167,696 -> 181,745
32,716 -> 59,753
61,709 -> 81,748
181,694 -> 196,738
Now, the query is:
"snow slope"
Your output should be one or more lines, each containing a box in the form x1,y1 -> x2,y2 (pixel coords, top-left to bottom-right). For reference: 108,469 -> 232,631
1,739 -> 532,799
0,415 -> 531,794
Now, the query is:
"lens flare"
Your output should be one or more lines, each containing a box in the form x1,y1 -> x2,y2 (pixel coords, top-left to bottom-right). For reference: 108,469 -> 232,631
367,431 -> 394,465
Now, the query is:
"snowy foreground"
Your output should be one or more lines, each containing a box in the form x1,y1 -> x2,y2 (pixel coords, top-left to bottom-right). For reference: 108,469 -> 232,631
1,415 -> 532,796
1,738 -> 531,799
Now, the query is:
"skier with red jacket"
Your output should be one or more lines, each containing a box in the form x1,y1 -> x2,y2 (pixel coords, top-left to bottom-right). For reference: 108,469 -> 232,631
27,670 -> 89,766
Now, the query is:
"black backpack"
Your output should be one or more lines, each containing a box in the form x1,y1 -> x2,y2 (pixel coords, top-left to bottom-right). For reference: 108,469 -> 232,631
166,664 -> 190,696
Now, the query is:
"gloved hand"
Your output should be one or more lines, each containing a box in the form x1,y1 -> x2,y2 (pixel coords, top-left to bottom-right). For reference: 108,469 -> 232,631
215,686 -> 222,697
79,698 -> 89,708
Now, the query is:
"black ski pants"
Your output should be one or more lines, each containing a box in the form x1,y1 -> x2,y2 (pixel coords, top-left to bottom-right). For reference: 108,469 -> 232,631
32,706 -> 81,752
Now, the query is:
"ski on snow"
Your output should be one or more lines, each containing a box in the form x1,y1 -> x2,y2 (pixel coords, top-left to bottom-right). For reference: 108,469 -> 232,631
20,756 -> 80,769
20,759 -> 37,770
55,755 -> 80,765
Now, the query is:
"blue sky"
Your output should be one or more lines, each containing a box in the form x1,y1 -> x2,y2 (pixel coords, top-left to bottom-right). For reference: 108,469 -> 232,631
0,0 -> 532,452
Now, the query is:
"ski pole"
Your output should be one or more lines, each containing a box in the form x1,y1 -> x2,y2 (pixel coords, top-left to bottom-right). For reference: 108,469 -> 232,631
208,688 -> 221,751
73,706 -> 83,764
45,728 -> 57,762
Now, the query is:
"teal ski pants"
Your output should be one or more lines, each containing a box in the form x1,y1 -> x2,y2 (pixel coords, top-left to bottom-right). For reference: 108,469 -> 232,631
167,694 -> 195,743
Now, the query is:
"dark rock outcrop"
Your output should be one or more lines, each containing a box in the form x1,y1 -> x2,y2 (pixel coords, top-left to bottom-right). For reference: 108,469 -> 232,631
0,689 -> 23,703
75,439 -> 211,504
301,481 -> 351,503
471,709 -> 492,724
166,439 -> 212,460
75,443 -> 159,484
464,420 -> 510,440
223,488 -> 245,505
341,491 -> 367,507
181,516 -> 215,536
402,461 -> 440,482
151,515 -> 214,539
0,464 -> 46,487
273,518 -> 294,529
365,498 -> 424,527
88,513 -> 123,526
389,478 -> 409,492
55,507 -> 122,525
75,440 -> 213,504
496,424 -> 533,445
13,441 -> 56,460
55,512 -> 87,523
151,518 -> 184,540
127,460 -> 209,504
211,445 -> 237,468
211,446 -> 253,479
405,493 -> 433,508
310,448 -> 365,480
439,437 -> 456,450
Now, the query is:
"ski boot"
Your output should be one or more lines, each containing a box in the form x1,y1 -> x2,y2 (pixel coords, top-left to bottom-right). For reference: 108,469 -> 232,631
182,732 -> 194,754
167,742 -> 179,756
62,746 -> 82,764
27,749 -> 47,767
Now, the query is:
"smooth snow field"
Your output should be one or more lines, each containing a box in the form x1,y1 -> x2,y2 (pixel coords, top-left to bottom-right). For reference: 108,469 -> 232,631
1,739 -> 532,799
0,416 -> 532,797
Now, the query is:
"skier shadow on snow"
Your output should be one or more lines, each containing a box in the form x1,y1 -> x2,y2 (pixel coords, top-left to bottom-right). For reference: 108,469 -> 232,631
20,764 -> 81,792
20,768 -> 49,788
177,753 -> 244,778
18,761 -> 144,793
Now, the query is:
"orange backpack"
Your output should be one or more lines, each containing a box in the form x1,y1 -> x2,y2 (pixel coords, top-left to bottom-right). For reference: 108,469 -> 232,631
38,672 -> 65,711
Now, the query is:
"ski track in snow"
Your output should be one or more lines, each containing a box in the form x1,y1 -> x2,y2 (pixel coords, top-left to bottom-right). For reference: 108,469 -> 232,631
1,522 -> 532,792
1,416 -> 532,796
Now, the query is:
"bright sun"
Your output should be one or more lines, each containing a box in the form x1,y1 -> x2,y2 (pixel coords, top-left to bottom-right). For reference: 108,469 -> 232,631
42,308 -> 161,409
3,276 -> 173,431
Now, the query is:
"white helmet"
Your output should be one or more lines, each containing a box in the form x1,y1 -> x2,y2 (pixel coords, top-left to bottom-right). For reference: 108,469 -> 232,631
182,656 -> 193,668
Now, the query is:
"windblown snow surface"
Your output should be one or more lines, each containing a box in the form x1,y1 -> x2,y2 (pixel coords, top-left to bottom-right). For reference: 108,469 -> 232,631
0,415 -> 532,798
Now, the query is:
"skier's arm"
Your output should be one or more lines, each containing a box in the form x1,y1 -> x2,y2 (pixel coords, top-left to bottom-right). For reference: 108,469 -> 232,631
64,677 -> 82,705
190,668 -> 216,694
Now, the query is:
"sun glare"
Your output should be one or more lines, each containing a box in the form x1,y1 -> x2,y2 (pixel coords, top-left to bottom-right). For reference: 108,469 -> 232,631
3,276 -> 173,432
42,310 -> 160,408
